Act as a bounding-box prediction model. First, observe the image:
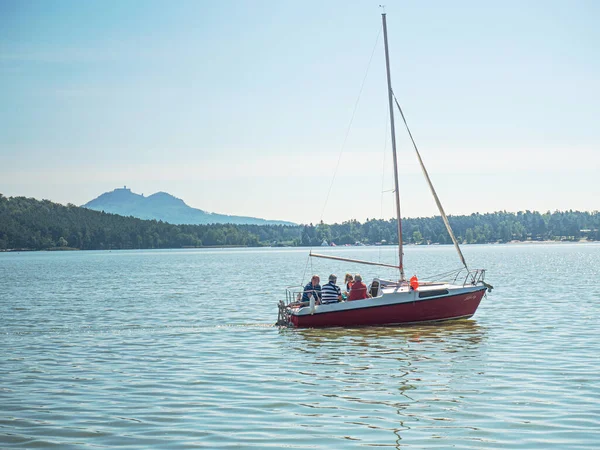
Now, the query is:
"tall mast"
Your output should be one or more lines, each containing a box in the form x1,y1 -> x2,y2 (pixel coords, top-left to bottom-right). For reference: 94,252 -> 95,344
382,13 -> 405,281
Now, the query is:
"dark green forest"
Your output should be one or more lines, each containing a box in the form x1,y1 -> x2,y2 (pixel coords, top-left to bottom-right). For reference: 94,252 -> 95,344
0,194 -> 598,251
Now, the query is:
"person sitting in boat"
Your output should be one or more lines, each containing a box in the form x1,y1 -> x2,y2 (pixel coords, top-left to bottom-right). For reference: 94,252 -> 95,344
368,279 -> 381,298
343,273 -> 354,298
301,275 -> 322,303
347,274 -> 371,301
321,274 -> 342,304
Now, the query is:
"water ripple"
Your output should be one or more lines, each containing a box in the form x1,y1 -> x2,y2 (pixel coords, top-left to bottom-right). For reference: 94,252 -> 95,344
1,245 -> 600,448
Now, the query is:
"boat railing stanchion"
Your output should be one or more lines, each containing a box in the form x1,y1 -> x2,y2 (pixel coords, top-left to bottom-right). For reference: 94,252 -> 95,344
276,299 -> 291,327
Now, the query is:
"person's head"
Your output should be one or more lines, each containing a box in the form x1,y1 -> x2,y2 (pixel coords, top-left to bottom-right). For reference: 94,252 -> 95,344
311,275 -> 320,286
354,274 -> 362,283
345,273 -> 353,283
328,274 -> 337,284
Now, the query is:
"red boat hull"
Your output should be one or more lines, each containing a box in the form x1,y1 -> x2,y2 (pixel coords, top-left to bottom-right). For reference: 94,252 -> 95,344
289,288 -> 486,328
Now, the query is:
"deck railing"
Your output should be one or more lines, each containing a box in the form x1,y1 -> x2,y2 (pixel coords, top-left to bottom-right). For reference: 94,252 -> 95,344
452,268 -> 487,286
276,286 -> 305,326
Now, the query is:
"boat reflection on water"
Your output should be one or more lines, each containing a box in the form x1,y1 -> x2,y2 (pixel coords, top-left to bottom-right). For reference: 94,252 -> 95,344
284,319 -> 486,348
280,320 -> 488,447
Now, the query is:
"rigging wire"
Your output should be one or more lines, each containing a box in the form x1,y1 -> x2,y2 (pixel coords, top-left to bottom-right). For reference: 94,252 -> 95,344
300,253 -> 311,287
303,24 -> 382,288
318,24 -> 383,224
421,267 -> 465,282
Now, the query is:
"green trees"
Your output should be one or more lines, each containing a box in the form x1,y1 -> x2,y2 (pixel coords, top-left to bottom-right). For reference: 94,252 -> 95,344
413,230 -> 424,244
301,224 -> 317,246
0,194 -> 598,251
322,211 -> 599,245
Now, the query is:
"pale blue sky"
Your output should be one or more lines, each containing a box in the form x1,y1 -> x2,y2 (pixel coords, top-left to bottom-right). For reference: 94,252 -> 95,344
1,0 -> 598,224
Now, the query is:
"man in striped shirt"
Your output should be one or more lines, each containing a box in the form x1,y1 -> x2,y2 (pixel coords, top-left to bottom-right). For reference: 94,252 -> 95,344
321,274 -> 342,304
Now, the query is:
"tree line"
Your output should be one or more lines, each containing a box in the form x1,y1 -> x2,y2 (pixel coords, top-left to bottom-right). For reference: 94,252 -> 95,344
302,210 -> 599,246
0,194 -> 598,251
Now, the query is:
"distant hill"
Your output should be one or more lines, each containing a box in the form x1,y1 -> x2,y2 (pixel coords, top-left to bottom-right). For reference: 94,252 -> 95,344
82,187 -> 295,226
0,194 -> 301,250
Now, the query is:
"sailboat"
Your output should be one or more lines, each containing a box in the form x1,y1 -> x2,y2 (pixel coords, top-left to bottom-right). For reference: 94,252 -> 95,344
276,13 -> 492,328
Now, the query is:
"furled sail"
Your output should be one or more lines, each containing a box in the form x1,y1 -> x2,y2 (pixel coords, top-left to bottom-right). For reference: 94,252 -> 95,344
392,93 -> 469,271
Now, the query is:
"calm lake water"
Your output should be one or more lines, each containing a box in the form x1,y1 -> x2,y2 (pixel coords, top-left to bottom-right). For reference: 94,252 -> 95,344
1,244 -> 599,449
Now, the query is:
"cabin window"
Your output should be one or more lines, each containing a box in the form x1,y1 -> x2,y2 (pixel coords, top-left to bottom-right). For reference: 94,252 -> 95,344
418,289 -> 449,298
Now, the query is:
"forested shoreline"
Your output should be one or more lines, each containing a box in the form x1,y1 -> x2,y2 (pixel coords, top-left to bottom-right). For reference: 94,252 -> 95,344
1,194 -> 598,251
